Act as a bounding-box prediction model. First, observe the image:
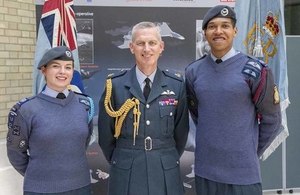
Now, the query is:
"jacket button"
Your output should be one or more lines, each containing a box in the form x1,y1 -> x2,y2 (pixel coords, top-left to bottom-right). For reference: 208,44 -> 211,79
146,104 -> 150,108
146,120 -> 150,125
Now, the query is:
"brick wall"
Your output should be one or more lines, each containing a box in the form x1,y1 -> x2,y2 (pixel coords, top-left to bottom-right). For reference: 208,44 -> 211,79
0,0 -> 36,139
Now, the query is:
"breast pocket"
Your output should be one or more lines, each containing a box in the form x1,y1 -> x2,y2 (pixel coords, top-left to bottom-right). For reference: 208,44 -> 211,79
160,106 -> 175,135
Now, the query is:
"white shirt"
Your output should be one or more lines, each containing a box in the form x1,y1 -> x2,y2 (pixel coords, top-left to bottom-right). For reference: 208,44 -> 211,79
135,66 -> 157,91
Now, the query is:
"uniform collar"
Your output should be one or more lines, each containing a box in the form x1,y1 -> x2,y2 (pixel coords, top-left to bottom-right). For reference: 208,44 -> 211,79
211,47 -> 238,62
135,66 -> 157,90
42,86 -> 69,98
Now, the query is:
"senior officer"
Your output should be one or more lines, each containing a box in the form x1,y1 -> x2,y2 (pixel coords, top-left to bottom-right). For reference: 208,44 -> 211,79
6,46 -> 94,195
98,21 -> 189,195
185,5 -> 282,195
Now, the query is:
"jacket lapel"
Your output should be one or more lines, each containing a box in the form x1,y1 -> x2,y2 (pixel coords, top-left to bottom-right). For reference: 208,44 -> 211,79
124,67 -> 167,104
124,67 -> 145,103
147,69 -> 167,103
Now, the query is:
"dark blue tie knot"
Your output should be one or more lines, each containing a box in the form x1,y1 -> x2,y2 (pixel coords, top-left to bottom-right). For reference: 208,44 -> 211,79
56,92 -> 66,99
215,59 -> 222,64
143,78 -> 151,100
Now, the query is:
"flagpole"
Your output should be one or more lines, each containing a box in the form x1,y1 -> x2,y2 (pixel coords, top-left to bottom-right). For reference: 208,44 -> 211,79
281,0 -> 287,193
282,140 -> 286,193
61,0 -> 64,46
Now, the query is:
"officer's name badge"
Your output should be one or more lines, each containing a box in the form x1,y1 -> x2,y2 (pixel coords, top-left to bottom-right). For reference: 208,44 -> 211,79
159,98 -> 178,106
161,90 -> 175,95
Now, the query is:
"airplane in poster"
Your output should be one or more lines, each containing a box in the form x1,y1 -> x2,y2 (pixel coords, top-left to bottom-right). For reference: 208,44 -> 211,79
118,22 -> 185,49
77,32 -> 93,47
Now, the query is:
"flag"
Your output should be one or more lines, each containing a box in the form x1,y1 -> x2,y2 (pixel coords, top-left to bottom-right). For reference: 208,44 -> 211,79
33,0 -> 80,94
234,0 -> 290,160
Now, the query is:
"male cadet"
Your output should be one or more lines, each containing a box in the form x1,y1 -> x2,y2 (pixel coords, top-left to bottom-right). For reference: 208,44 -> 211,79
185,5 -> 282,195
98,21 -> 189,195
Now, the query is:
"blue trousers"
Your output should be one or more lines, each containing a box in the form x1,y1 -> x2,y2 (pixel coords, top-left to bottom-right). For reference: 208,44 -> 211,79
195,176 -> 262,195
24,184 -> 91,195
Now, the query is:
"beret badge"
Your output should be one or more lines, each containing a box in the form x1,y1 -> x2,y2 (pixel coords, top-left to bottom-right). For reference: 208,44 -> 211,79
220,8 -> 229,17
66,50 -> 72,58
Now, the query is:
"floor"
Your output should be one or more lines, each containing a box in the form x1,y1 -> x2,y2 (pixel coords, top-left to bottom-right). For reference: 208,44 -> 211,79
0,139 -> 23,195
1,138 -> 299,195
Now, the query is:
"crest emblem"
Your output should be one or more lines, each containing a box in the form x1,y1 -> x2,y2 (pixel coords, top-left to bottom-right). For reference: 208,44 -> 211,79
263,11 -> 280,39
273,86 -> 280,104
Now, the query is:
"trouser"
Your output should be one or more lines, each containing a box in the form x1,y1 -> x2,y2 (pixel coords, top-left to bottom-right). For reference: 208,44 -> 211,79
195,175 -> 262,195
24,184 -> 91,195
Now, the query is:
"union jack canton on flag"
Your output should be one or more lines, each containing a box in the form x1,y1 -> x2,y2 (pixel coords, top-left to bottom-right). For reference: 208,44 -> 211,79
33,0 -> 80,94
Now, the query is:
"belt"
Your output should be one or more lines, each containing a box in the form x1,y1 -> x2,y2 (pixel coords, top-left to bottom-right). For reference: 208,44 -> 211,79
116,137 -> 175,151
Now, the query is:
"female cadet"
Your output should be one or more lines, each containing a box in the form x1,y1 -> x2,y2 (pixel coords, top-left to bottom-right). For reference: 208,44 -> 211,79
6,46 -> 94,195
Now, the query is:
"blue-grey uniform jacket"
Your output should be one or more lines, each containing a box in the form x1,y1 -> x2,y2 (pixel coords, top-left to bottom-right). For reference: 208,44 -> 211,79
6,91 -> 93,193
98,66 -> 189,195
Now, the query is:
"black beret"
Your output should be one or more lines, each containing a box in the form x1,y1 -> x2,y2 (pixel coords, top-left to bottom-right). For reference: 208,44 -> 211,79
202,5 -> 236,30
37,46 -> 73,69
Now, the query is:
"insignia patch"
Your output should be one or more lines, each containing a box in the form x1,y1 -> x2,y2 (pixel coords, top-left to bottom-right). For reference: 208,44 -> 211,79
8,110 -> 17,129
18,98 -> 29,105
273,86 -> 280,104
6,136 -> 12,143
19,140 -> 26,148
161,90 -> 175,96
242,62 -> 261,79
159,98 -> 178,106
65,50 -> 72,57
8,122 -> 13,130
246,61 -> 262,70
79,98 -> 90,107
9,110 -> 17,117
11,107 -> 17,112
12,125 -> 20,136
242,69 -> 257,78
67,84 -> 82,93
221,8 -> 229,16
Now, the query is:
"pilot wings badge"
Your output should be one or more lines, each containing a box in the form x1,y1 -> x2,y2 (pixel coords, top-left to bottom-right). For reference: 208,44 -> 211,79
161,90 -> 175,95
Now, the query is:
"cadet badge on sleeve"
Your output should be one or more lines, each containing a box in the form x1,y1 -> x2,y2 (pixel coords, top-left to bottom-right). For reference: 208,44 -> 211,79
19,140 -> 26,149
273,86 -> 280,104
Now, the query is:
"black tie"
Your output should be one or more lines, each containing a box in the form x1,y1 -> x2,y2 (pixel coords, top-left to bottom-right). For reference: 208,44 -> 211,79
56,92 -> 66,99
215,59 -> 222,64
143,78 -> 151,100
